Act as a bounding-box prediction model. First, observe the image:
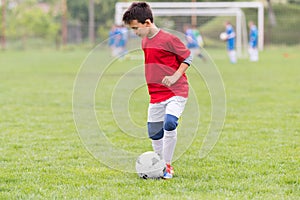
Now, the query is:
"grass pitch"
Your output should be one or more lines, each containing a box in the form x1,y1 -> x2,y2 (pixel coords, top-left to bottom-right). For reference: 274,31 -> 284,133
0,46 -> 299,199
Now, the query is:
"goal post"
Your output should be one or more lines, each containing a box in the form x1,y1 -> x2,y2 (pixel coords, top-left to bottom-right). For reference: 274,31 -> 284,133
115,1 -> 264,53
145,8 -> 248,58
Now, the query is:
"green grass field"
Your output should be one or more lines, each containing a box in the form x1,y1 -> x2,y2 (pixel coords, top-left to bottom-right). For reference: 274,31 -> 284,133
0,46 -> 299,199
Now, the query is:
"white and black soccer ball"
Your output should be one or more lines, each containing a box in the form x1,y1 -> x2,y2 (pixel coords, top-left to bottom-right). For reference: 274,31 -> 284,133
219,32 -> 228,41
135,151 -> 166,179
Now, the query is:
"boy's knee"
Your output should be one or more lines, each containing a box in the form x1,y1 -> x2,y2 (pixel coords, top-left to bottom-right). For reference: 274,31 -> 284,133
148,122 -> 164,140
164,114 -> 178,131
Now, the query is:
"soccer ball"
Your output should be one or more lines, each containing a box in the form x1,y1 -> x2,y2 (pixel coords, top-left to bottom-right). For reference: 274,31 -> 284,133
219,32 -> 228,41
135,151 -> 166,179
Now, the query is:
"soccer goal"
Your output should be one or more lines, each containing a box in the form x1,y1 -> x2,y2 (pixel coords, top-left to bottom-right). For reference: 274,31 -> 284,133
115,2 -> 264,57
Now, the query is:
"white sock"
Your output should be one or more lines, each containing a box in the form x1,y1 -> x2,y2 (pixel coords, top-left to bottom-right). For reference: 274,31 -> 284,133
229,50 -> 237,63
253,49 -> 259,61
163,129 -> 177,164
152,138 -> 163,157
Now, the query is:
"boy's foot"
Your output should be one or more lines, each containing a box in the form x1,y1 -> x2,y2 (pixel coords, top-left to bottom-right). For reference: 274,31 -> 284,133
163,163 -> 174,179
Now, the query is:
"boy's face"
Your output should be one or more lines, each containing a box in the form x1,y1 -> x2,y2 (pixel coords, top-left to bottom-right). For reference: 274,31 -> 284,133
128,19 -> 150,38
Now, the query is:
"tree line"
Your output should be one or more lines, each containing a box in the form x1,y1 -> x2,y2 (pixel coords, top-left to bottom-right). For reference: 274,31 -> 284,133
1,0 -> 280,50
0,0 -> 119,49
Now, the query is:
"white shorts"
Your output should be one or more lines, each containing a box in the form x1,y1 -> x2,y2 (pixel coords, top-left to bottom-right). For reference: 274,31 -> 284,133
147,96 -> 187,122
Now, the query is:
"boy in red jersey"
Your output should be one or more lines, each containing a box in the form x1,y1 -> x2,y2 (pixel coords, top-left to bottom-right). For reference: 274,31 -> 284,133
123,2 -> 192,179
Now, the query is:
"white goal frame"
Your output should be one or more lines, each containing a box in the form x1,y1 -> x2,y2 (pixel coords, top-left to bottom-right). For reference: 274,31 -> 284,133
115,2 -> 264,53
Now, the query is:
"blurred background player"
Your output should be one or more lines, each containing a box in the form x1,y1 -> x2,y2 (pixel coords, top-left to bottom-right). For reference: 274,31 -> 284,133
118,25 -> 128,59
108,24 -> 128,59
248,21 -> 259,62
224,21 -> 237,64
108,25 -> 117,57
184,24 -> 206,62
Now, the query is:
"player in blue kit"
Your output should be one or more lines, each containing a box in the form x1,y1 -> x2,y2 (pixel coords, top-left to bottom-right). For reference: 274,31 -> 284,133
224,21 -> 237,64
248,21 -> 259,62
184,24 -> 206,61
108,25 -> 128,59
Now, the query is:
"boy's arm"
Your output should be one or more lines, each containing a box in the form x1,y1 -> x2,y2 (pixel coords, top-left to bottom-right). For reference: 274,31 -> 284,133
162,53 -> 192,87
162,51 -> 193,87
162,63 -> 189,87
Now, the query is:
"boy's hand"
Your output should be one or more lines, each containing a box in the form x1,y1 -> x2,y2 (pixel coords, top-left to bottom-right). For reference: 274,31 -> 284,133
162,71 -> 182,87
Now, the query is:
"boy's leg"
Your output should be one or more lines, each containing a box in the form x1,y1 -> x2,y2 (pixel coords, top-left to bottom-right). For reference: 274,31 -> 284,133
163,96 -> 187,164
163,115 -> 178,164
147,103 -> 165,156
147,96 -> 187,163
162,97 -> 187,179
151,138 -> 163,157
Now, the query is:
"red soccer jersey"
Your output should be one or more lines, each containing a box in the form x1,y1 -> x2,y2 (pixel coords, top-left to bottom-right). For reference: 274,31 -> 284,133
142,30 -> 191,103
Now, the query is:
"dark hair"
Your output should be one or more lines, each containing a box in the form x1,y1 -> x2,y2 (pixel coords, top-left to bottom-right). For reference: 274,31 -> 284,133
122,2 -> 153,24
